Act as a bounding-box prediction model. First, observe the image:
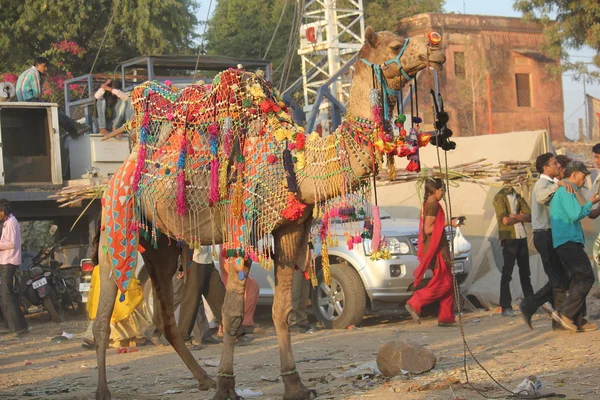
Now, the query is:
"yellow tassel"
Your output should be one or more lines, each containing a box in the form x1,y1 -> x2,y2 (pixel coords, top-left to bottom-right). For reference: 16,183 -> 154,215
295,151 -> 306,170
231,179 -> 243,218
219,162 -> 228,199
387,153 -> 396,181
322,242 -> 331,286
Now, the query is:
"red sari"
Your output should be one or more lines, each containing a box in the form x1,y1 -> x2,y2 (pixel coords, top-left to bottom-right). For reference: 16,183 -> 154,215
407,200 -> 455,323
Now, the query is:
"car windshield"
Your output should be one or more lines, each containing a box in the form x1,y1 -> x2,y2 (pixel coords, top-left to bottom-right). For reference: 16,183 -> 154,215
329,205 -> 392,224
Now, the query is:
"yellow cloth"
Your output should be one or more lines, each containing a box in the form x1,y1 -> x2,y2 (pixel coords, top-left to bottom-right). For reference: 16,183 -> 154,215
86,265 -> 144,324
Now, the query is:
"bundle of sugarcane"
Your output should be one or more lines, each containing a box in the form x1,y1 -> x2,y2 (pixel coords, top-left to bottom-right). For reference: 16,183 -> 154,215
49,180 -> 108,208
381,158 -> 499,183
497,160 -> 537,185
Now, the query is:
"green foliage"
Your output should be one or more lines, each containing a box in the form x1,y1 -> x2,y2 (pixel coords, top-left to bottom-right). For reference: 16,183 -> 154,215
204,0 -> 445,91
364,0 -> 445,31
514,0 -> 600,77
204,0 -> 300,88
0,0 -> 199,76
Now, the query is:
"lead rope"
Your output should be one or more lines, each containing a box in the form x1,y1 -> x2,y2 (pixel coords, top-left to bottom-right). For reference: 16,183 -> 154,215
432,91 -> 565,399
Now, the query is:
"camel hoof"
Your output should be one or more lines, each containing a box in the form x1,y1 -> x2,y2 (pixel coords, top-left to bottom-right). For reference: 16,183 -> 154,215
283,388 -> 316,400
212,388 -> 241,400
95,389 -> 111,400
199,376 -> 217,391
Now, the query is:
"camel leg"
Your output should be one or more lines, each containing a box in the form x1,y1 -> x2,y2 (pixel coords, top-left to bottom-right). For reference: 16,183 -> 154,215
142,236 -> 216,391
213,258 -> 248,400
273,222 -> 315,400
94,231 -> 118,400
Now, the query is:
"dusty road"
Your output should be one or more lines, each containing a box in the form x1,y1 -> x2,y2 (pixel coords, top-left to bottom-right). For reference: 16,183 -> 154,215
2,297 -> 600,400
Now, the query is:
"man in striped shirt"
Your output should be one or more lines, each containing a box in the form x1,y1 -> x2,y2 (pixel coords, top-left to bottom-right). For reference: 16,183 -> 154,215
16,56 -> 86,138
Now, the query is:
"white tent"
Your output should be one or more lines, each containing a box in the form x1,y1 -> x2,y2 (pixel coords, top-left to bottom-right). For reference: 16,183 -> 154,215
377,130 -> 556,309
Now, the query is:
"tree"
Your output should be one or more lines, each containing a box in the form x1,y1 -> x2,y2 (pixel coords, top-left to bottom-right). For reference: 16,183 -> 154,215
514,0 -> 600,76
0,0 -> 199,76
204,0 -> 301,89
449,39 -> 496,136
364,0 -> 445,32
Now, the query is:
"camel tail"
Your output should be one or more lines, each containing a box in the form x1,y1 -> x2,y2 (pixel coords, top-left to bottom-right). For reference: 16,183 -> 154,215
91,212 -> 102,266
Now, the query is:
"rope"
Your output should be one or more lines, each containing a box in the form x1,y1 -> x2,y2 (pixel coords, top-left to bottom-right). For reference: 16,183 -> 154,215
88,0 -> 121,77
263,0 -> 288,59
192,0 -> 214,81
432,86 -> 565,399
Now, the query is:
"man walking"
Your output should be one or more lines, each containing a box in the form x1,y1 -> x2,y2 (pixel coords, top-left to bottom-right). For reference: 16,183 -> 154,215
519,153 -> 572,329
0,199 -> 29,336
550,161 -> 600,332
493,184 -> 534,316
178,246 -> 225,345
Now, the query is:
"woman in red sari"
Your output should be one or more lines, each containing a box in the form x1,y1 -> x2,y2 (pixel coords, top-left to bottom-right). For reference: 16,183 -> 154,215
405,178 -> 459,327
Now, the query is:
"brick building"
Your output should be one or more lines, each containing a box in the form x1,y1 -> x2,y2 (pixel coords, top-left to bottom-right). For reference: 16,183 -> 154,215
397,13 -> 565,141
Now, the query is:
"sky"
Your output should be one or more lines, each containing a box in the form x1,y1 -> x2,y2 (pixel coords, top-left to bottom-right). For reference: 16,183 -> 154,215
195,0 -> 599,141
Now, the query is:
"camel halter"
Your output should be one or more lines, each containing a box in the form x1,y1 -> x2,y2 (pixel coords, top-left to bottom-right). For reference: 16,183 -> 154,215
359,38 -> 411,120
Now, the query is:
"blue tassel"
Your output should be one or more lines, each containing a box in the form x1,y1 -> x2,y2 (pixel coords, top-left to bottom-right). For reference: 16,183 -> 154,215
119,293 -> 125,302
238,270 -> 246,281
176,239 -> 186,248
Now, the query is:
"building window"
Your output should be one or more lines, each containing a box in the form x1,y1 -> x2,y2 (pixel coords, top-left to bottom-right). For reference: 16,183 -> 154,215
515,73 -> 531,107
454,52 -> 465,78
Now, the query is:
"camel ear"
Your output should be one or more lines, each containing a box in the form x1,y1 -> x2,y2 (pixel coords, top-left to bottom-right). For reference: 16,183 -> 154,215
365,26 -> 378,47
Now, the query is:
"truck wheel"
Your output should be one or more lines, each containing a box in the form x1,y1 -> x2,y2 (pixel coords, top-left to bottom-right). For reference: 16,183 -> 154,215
311,263 -> 367,329
43,293 -> 64,323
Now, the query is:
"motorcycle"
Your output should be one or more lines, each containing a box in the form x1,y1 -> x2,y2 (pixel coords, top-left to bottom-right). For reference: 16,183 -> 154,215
18,229 -> 84,322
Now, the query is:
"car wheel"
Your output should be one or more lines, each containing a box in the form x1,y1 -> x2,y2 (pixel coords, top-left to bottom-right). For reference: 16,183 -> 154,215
311,263 -> 367,329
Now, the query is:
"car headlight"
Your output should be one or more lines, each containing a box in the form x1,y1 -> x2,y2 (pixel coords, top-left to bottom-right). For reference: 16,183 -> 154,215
388,238 -> 411,255
363,237 -> 412,255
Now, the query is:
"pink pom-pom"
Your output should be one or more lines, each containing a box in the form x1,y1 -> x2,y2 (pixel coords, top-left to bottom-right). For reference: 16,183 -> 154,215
167,112 -> 174,121
208,122 -> 219,136
164,80 -> 172,86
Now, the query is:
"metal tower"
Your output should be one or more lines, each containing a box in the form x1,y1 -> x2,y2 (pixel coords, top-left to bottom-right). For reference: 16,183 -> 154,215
298,0 -> 365,133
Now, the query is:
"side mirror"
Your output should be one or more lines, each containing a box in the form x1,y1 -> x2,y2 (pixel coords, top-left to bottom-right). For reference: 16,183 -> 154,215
49,225 -> 58,236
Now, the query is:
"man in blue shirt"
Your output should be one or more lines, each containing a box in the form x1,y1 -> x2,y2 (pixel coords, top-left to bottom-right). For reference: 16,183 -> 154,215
16,56 -> 87,139
549,161 -> 600,332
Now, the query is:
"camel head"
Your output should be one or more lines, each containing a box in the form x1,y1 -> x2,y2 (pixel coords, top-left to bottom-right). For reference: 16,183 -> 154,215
356,26 -> 446,91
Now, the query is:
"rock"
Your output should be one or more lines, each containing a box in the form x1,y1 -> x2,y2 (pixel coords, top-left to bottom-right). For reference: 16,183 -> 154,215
376,340 -> 436,377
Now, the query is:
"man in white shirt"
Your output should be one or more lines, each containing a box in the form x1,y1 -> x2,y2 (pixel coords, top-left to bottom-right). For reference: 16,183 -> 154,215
94,79 -> 130,136
520,153 -> 572,330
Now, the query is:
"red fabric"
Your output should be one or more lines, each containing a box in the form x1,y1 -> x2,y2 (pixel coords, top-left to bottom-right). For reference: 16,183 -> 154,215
407,265 -> 455,323
413,201 -> 445,287
409,200 -> 455,323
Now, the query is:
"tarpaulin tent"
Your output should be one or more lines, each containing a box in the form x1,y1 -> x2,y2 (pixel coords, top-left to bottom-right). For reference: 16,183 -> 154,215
377,130 -> 567,309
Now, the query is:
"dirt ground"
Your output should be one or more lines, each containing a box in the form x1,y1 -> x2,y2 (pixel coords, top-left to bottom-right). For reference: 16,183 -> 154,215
3,297 -> 600,400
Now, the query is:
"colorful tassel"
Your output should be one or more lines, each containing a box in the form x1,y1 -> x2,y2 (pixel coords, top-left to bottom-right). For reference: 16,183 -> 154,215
176,136 -> 188,215
372,206 -> 381,252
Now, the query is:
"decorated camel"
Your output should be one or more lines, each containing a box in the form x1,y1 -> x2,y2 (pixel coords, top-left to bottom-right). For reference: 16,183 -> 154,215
92,27 -> 445,400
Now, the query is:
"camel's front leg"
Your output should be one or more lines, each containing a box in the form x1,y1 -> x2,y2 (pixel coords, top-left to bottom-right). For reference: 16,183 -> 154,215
273,224 -> 315,400
142,236 -> 215,391
94,232 -> 118,400
213,259 -> 247,400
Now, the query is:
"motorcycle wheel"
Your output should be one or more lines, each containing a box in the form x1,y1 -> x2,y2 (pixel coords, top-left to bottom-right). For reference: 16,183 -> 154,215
42,289 -> 65,323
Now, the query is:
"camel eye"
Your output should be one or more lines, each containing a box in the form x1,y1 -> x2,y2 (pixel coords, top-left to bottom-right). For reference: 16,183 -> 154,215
391,45 -> 401,52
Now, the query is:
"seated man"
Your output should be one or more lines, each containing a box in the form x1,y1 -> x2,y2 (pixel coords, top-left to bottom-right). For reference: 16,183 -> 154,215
16,56 -> 87,138
94,79 -> 129,135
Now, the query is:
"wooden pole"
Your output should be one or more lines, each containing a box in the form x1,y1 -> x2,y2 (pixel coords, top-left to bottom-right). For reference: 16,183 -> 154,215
101,126 -> 126,141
